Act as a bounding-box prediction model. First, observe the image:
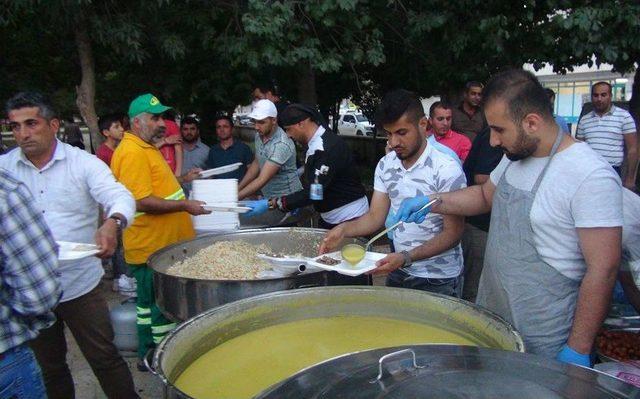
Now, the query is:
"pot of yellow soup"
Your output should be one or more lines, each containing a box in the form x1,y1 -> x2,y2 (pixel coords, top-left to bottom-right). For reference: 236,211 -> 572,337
151,286 -> 525,399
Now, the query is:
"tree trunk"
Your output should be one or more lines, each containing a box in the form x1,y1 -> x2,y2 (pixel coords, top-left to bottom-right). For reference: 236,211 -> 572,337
74,23 -> 100,152
296,61 -> 317,104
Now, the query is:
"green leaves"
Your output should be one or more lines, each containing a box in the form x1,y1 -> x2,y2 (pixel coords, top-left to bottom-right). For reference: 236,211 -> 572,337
2,0 -> 640,128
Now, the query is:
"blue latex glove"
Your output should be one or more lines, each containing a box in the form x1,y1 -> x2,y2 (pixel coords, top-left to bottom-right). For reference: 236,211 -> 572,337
385,210 -> 397,239
244,199 -> 268,217
556,344 -> 592,368
396,196 -> 433,224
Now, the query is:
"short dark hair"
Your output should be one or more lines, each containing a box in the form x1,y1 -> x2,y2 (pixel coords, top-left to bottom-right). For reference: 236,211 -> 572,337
543,88 -> 556,113
5,91 -> 57,120
214,115 -> 234,127
376,89 -> 425,126
428,101 -> 452,118
465,81 -> 484,92
483,69 -> 553,123
162,109 -> 176,121
98,114 -> 122,134
180,116 -> 199,128
592,81 -> 612,94
254,82 -> 277,95
544,88 -> 555,99
279,103 -> 319,127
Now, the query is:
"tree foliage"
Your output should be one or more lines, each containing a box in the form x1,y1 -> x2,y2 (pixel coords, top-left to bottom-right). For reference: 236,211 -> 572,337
1,0 -> 639,139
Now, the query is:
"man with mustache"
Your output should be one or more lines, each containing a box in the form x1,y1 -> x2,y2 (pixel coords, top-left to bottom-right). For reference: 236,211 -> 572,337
577,82 -> 638,190
110,93 -> 209,368
451,81 -> 488,142
0,91 -> 138,398
320,89 -> 466,296
392,70 -> 623,368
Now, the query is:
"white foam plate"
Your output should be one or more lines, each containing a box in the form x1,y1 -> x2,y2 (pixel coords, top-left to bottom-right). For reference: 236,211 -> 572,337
57,241 -> 100,261
201,204 -> 251,213
198,162 -> 243,178
307,251 -> 386,276
257,254 -> 309,270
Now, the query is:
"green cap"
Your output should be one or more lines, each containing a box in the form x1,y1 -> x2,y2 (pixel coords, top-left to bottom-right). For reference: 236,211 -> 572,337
128,93 -> 171,119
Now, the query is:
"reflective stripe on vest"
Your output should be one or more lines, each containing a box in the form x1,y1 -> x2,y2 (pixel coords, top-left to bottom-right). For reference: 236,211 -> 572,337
135,188 -> 186,218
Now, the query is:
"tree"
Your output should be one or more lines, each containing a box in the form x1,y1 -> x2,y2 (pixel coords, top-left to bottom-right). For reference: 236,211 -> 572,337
1,0 -> 189,149
543,2 -> 640,123
2,0 -> 638,146
216,0 -> 386,104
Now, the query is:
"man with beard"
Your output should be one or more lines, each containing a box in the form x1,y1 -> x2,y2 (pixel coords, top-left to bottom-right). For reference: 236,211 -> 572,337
111,93 -> 208,367
577,82 -> 637,189
244,103 -> 369,229
320,89 -> 466,296
179,116 -> 209,196
392,70 -> 622,368
205,115 -> 253,180
0,91 -> 138,398
181,116 -> 209,172
451,81 -> 488,141
238,99 -> 302,199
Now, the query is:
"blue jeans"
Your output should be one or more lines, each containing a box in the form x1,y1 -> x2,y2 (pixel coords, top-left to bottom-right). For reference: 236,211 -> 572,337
386,269 -> 462,298
0,344 -> 47,399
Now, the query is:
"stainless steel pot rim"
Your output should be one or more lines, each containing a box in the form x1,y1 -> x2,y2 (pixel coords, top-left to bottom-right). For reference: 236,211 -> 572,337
152,286 -> 525,380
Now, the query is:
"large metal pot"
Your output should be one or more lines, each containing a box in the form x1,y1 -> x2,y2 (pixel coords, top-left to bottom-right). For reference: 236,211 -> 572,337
147,228 -> 370,321
257,345 -> 640,398
151,286 -> 525,398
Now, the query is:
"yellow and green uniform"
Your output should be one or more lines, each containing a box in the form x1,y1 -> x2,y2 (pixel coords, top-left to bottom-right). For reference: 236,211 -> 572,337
111,132 -> 195,357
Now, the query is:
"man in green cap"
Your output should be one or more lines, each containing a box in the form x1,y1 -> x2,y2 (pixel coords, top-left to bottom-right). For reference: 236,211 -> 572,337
111,93 -> 209,368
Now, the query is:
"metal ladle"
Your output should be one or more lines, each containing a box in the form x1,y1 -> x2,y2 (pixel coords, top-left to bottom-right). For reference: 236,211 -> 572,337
341,197 -> 442,266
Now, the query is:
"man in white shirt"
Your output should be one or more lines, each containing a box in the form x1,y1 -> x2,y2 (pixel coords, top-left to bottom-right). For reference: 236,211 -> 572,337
392,70 -> 622,368
320,89 -> 466,296
616,189 -> 640,312
576,81 -> 638,189
0,92 -> 138,398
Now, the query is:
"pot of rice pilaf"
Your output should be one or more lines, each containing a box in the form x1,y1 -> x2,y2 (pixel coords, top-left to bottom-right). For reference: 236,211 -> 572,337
147,227 -> 371,321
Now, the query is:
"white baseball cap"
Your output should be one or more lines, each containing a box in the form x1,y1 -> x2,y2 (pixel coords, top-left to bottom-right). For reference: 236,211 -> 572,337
248,99 -> 277,120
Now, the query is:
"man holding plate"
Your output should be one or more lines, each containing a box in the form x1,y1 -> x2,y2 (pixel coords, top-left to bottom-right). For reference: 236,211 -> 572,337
0,91 -> 138,398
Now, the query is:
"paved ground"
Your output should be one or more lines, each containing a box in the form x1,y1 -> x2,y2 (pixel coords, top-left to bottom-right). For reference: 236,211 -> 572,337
69,279 -> 163,399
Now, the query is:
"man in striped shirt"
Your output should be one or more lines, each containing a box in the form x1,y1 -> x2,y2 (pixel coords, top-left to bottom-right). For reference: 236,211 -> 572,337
576,82 -> 638,189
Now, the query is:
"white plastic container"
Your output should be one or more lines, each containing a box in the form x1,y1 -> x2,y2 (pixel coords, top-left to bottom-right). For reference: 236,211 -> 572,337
190,179 -> 239,232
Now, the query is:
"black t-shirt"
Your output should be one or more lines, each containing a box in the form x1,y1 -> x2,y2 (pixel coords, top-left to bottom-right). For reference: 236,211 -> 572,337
462,127 -> 503,231
282,129 -> 366,213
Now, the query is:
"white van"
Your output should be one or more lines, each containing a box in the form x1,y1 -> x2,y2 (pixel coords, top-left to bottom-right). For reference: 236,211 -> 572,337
337,113 -> 374,136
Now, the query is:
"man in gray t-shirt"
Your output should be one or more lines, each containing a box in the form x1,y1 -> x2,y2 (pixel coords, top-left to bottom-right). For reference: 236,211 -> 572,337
239,99 -> 302,199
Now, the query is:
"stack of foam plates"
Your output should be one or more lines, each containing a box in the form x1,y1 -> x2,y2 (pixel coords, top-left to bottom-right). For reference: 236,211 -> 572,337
191,179 -> 239,233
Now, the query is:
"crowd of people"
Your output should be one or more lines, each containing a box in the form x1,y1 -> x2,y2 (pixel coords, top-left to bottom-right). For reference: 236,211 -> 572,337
1,70 -> 639,398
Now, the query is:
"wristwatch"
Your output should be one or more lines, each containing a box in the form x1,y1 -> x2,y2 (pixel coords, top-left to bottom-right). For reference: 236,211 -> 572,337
268,198 -> 284,211
400,250 -> 413,268
108,215 -> 125,229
